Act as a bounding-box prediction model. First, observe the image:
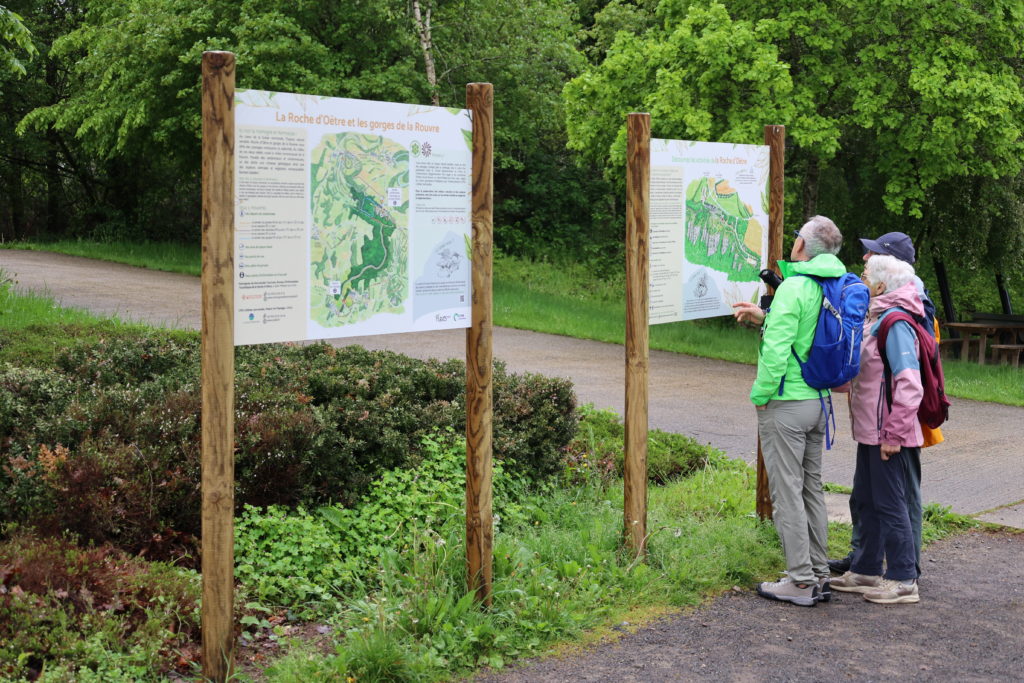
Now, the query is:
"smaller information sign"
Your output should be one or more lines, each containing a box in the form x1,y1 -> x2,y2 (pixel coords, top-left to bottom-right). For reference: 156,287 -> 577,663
649,139 -> 769,323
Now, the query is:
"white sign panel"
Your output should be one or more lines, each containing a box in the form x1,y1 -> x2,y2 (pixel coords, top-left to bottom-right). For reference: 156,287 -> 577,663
233,90 -> 473,345
649,139 -> 769,323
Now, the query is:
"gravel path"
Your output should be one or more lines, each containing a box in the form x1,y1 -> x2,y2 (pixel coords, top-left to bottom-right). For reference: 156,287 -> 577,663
471,529 -> 1024,683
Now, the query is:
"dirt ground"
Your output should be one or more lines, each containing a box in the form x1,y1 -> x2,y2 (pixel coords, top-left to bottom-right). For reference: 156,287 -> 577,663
471,529 -> 1024,682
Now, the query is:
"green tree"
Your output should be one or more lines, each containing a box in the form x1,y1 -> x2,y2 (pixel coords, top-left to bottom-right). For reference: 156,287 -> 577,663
0,4 -> 36,77
9,0 -> 601,259
564,0 -> 1024,290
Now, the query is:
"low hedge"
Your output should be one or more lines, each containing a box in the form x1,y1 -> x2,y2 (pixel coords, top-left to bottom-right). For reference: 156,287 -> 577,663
0,333 -> 577,552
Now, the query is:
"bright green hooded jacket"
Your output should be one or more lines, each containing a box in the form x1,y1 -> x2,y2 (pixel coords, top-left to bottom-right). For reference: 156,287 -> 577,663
750,253 -> 848,405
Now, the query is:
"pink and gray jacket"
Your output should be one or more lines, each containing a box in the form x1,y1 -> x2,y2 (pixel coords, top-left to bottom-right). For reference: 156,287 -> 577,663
847,282 -> 924,447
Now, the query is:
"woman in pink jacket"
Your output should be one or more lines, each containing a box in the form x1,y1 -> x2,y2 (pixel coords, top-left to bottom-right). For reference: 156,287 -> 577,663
832,254 -> 924,604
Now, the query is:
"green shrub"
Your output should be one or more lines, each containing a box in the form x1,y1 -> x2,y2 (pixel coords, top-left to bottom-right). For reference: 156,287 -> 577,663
0,335 -> 577,551
234,505 -> 357,616
55,335 -> 199,388
235,430 -> 531,613
0,531 -> 200,681
319,430 -> 529,569
563,405 -> 724,485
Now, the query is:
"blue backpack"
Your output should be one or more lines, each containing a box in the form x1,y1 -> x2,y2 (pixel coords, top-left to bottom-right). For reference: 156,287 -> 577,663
784,272 -> 870,447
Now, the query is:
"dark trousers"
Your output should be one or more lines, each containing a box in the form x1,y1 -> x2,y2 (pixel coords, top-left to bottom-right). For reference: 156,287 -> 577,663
849,443 -> 918,581
845,447 -> 922,577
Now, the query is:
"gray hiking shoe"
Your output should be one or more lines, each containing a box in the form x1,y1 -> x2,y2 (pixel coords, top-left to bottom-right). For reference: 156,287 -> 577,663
818,576 -> 831,603
863,578 -> 919,604
756,576 -> 819,607
830,571 -> 882,594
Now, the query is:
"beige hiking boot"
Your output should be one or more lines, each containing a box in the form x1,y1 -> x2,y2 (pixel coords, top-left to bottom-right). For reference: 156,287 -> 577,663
830,571 -> 882,593
756,576 -> 819,607
863,578 -> 919,604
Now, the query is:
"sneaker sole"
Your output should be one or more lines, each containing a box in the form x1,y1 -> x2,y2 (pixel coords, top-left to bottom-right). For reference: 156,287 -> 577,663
831,584 -> 880,594
756,585 -> 818,607
864,593 -> 920,604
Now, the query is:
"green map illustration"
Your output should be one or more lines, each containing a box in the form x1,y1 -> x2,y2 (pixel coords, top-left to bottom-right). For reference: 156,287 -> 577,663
685,177 -> 762,282
310,133 -> 409,326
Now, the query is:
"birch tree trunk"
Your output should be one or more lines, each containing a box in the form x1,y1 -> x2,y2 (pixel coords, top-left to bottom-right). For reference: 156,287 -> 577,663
412,0 -> 439,106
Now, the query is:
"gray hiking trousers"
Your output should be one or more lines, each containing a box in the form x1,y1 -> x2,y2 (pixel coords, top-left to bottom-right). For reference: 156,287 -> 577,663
757,398 -> 829,583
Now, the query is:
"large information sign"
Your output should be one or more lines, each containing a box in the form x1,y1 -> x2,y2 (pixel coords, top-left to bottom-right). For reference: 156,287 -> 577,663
233,90 -> 473,345
649,139 -> 769,323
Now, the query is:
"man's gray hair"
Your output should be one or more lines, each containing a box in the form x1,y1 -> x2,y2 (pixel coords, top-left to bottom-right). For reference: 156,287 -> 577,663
865,254 -> 915,292
800,215 -> 843,257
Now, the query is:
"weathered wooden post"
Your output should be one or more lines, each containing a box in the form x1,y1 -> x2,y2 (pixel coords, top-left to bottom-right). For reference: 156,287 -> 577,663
624,113 -> 650,555
756,124 -> 785,521
200,50 -> 236,681
465,82 -> 494,605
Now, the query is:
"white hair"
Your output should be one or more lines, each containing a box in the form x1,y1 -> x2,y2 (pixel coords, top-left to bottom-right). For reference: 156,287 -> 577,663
865,254 -> 915,291
800,215 -> 842,257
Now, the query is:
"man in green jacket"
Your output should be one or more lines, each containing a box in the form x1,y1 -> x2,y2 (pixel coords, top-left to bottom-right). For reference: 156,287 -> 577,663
733,215 -> 847,607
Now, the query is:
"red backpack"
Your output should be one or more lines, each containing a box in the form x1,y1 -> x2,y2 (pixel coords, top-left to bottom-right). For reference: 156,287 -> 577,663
876,311 -> 951,429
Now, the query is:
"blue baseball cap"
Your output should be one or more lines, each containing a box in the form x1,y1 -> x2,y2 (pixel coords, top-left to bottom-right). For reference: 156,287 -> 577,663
860,232 -> 915,264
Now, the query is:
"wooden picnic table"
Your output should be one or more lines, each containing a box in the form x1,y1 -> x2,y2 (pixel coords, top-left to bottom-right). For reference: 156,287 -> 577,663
944,321 -> 1024,365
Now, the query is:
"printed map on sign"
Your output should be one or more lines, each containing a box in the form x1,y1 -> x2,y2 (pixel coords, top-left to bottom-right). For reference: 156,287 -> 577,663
685,177 -> 763,282
233,89 -> 471,346
310,133 -> 410,326
648,139 -> 769,323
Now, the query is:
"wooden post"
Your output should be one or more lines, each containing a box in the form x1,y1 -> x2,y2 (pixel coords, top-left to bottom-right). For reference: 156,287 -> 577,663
465,82 -> 494,605
624,113 -> 650,555
200,50 -> 236,682
757,124 -> 785,521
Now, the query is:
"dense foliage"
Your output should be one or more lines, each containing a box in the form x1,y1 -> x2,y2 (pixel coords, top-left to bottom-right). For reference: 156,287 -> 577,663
564,404 -> 725,484
0,0 -> 613,265
2,0 -> 1021,317
0,332 -> 577,552
565,0 -> 1024,290
0,4 -> 36,76
0,531 -> 202,680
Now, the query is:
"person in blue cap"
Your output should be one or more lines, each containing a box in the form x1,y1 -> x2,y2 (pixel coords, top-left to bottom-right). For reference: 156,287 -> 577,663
828,231 -> 938,578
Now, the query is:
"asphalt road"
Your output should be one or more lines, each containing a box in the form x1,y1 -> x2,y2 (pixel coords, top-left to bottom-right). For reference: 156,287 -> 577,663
3,249 -> 1022,527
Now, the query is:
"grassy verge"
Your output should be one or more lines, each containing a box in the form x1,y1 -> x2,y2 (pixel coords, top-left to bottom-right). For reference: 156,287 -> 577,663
2,242 -> 1021,405
2,239 -> 201,276
0,273 -> 193,367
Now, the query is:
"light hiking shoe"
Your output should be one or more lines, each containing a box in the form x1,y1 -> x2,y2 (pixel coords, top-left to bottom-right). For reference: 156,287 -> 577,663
818,576 -> 832,603
830,571 -> 882,594
757,577 -> 819,607
863,579 -> 919,604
